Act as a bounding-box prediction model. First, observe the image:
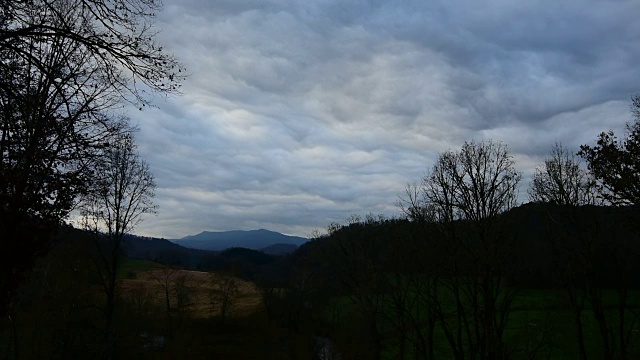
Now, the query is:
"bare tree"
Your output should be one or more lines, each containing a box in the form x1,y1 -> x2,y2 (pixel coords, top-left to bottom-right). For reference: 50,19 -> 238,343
577,100 -> 640,360
0,0 -> 183,314
401,140 -> 521,360
80,131 -> 156,358
0,18 -> 126,314
0,0 -> 185,102
150,266 -> 186,339
529,140 -> 640,360
528,143 -> 600,360
210,274 -> 240,324
529,143 -> 599,206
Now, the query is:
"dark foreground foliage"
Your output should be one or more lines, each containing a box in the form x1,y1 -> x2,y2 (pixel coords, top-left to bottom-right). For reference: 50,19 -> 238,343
1,203 -> 640,359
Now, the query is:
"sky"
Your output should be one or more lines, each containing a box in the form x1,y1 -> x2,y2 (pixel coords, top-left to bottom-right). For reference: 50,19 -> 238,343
129,0 -> 640,239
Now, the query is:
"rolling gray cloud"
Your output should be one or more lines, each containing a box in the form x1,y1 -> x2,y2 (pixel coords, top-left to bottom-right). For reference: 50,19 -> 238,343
130,0 -> 639,238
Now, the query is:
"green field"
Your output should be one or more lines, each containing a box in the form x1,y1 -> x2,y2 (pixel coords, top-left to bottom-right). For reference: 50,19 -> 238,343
326,287 -> 640,359
117,258 -> 166,279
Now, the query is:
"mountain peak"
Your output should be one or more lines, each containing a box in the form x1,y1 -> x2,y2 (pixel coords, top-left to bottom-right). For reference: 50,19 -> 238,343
174,229 -> 308,251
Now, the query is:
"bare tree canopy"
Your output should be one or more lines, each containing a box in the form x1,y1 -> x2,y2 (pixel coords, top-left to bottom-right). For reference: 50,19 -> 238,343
416,140 -> 522,223
399,140 -> 522,360
0,0 -> 181,314
81,131 -> 157,238
80,131 -> 156,355
0,0 -> 180,225
0,0 -> 185,103
528,143 -> 598,206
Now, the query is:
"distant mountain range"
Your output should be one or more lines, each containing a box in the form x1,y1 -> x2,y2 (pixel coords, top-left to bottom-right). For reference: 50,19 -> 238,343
171,229 -> 308,253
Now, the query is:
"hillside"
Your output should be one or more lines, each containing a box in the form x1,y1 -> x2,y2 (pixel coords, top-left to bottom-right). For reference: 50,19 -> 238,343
260,243 -> 299,255
172,229 -> 308,251
123,234 -> 216,267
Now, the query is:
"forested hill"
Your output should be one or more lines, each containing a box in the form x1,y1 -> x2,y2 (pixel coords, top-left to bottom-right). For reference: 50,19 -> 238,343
123,234 -> 215,267
293,202 -> 640,289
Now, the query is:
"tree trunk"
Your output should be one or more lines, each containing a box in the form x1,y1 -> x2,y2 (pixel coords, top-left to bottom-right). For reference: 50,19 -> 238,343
165,286 -> 173,339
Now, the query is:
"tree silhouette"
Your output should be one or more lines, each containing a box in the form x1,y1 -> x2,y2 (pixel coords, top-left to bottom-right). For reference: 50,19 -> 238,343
576,97 -> 640,360
402,140 -> 521,360
0,0 -> 184,102
0,0 -> 182,315
529,143 -> 598,206
80,132 -> 156,358
579,96 -> 640,206
528,142 -> 600,360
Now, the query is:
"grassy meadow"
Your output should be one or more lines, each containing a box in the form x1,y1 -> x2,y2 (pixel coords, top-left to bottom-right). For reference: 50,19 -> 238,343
323,286 -> 640,359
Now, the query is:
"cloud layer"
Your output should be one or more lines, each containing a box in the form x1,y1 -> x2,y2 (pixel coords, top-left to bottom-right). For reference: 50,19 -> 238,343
130,0 -> 640,238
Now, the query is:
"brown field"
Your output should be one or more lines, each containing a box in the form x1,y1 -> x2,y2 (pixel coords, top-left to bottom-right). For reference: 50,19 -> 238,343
114,270 -> 313,358
118,269 -> 263,318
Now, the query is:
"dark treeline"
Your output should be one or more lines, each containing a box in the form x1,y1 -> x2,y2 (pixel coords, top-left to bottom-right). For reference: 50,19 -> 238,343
296,203 -> 640,290
286,204 -> 640,359
3,204 -> 639,359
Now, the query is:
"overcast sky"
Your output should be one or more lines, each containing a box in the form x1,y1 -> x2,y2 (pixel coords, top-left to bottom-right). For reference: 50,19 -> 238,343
129,0 -> 640,239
